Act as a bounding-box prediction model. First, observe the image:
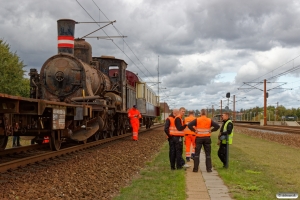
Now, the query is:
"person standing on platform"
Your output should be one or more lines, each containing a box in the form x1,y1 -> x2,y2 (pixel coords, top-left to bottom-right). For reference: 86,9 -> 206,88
184,110 -> 196,162
188,109 -> 220,172
128,105 -> 142,141
217,112 -> 234,168
164,108 -> 179,170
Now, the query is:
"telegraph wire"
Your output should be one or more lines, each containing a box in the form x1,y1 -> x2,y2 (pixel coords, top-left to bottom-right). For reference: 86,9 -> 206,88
91,0 -> 157,83
75,0 -> 156,83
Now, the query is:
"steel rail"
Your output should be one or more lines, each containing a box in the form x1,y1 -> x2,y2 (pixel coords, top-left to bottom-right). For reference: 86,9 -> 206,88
0,144 -> 49,157
0,124 -> 163,173
235,124 -> 300,134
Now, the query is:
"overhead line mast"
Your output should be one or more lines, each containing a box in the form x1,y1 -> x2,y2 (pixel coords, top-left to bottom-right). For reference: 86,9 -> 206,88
158,55 -> 159,98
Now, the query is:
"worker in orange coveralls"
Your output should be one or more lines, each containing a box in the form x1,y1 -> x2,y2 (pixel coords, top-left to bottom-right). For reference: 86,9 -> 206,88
184,110 -> 196,162
128,105 -> 142,141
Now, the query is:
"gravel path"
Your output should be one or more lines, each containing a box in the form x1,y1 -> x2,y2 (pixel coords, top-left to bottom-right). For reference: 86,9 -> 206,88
0,127 -> 166,200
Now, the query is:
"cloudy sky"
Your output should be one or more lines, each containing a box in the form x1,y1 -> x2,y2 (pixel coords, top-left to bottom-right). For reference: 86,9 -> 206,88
2,0 -> 300,112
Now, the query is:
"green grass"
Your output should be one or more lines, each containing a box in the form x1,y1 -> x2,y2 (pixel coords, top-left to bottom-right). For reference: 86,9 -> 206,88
211,130 -> 300,200
113,142 -> 186,200
114,129 -> 300,200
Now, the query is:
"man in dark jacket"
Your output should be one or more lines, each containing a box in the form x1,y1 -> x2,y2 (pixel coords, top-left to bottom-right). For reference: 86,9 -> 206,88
164,109 -> 179,170
174,107 -> 189,169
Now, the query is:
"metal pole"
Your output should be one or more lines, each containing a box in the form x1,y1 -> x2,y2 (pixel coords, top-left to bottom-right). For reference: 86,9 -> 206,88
264,79 -> 267,126
233,95 -> 236,122
220,100 -> 222,115
158,55 -> 159,98
163,102 -> 165,121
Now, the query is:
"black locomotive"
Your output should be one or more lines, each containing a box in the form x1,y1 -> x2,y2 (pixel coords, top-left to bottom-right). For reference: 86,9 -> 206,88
0,19 -> 160,151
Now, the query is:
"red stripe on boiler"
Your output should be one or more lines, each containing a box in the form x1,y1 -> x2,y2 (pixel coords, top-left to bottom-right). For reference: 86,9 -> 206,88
58,36 -> 74,40
58,43 -> 74,48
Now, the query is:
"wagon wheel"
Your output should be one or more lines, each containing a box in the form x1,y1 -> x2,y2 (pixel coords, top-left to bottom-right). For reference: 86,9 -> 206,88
115,115 -> 126,136
145,118 -> 149,129
147,119 -> 152,129
0,135 -> 8,151
49,131 -> 62,151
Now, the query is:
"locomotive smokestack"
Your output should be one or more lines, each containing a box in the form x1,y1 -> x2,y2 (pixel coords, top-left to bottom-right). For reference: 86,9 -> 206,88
57,19 -> 76,54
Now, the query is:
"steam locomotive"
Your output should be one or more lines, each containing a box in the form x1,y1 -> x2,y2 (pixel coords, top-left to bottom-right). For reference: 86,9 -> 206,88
0,19 -> 160,151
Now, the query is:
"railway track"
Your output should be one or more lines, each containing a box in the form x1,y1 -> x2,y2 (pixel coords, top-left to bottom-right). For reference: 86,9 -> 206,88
0,124 -> 163,173
235,123 -> 300,134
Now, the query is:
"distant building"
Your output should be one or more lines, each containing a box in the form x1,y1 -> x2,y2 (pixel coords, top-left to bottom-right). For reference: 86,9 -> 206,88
160,102 -> 170,120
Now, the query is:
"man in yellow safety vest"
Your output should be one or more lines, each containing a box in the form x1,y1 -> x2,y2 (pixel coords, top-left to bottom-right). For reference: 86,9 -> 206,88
217,112 -> 234,168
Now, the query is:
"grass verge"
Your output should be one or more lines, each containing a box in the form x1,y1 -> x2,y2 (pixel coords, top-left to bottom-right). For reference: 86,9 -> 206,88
113,142 -> 186,200
6,136 -> 32,148
211,129 -> 300,200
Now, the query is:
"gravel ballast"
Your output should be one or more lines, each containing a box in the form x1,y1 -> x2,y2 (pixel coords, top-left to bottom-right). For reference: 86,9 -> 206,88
0,127 -> 167,200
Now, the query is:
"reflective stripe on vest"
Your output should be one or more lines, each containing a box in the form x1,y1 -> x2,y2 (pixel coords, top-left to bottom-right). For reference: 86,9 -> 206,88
184,116 -> 196,135
169,116 -> 185,136
222,120 -> 234,144
195,116 -> 211,137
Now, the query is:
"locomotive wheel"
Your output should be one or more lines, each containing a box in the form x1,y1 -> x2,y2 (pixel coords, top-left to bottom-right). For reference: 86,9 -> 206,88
94,131 -> 100,141
115,115 -> 123,136
102,131 -> 107,139
108,122 -> 114,138
0,135 -> 8,151
108,130 -> 113,138
49,131 -> 61,151
119,115 -> 126,135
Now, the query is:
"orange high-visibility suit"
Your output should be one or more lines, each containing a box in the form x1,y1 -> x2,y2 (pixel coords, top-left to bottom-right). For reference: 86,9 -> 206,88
128,107 -> 142,141
184,115 -> 196,160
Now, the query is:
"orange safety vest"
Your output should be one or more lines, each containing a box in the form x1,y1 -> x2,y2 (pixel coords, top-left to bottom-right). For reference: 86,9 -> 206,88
184,116 -> 196,135
195,116 -> 212,137
169,116 -> 185,137
128,108 -> 141,120
168,117 -> 176,137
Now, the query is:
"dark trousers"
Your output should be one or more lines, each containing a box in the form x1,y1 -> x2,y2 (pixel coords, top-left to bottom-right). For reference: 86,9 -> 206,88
169,136 -> 185,169
218,143 -> 227,166
13,136 -> 20,146
193,137 -> 212,171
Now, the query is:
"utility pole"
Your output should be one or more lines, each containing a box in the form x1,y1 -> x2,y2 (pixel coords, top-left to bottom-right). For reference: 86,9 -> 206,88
233,95 -> 236,122
157,55 -> 159,98
220,100 -> 222,115
276,102 -> 279,121
264,79 -> 267,126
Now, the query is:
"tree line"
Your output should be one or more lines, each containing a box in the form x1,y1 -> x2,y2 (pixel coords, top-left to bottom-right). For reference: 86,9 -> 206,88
165,105 -> 300,121
0,40 -> 30,97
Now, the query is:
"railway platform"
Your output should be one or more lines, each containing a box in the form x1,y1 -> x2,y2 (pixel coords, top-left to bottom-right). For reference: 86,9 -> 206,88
186,151 -> 233,200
